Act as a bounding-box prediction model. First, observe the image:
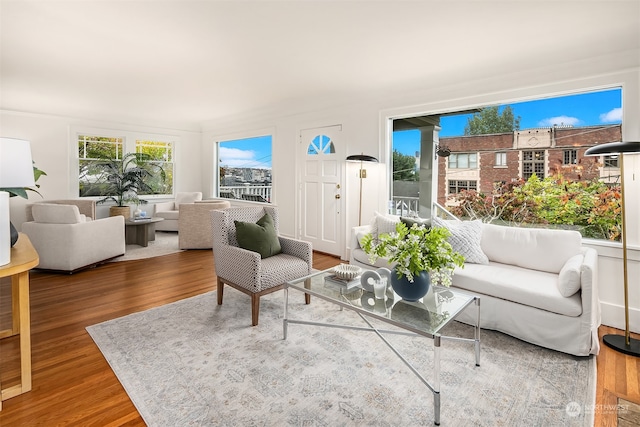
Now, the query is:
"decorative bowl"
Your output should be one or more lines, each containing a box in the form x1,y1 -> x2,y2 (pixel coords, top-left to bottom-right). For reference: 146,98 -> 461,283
333,264 -> 361,280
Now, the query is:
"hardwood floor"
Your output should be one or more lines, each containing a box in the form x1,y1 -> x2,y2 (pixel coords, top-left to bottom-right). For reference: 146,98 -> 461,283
0,249 -> 638,426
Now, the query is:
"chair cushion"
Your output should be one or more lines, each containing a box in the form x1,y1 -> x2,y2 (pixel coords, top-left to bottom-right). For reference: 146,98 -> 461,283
31,203 -> 83,224
235,213 -> 282,258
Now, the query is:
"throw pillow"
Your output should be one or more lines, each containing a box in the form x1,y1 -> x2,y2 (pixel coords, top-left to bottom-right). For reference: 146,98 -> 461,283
234,213 -> 282,259
432,217 -> 489,264
557,254 -> 583,297
371,211 -> 400,238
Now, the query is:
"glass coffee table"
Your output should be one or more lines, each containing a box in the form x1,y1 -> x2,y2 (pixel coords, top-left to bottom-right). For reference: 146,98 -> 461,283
284,268 -> 480,426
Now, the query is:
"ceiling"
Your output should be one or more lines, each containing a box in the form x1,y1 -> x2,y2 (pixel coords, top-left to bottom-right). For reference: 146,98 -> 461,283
1,1 -> 639,129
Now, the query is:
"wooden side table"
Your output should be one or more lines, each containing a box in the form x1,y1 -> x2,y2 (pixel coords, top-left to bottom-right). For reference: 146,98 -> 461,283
0,233 -> 39,410
124,217 -> 165,247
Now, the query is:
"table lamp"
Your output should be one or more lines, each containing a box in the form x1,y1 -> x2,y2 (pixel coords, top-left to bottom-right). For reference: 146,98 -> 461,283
585,140 -> 640,357
346,153 -> 378,226
0,138 -> 35,266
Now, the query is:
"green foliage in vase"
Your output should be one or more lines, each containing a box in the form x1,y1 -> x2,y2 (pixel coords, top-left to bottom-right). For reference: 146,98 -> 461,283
361,222 -> 465,286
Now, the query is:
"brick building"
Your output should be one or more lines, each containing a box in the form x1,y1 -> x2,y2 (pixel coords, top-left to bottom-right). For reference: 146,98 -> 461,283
435,124 -> 622,206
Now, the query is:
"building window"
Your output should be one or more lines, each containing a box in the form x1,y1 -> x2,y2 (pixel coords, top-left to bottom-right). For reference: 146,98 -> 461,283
522,150 -> 545,180
563,149 -> 577,165
78,134 -> 124,197
495,152 -> 507,166
448,153 -> 477,169
448,180 -> 477,194
217,135 -> 273,202
603,155 -> 619,168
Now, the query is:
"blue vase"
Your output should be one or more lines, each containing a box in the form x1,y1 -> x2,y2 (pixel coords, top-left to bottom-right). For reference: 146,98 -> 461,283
390,268 -> 430,302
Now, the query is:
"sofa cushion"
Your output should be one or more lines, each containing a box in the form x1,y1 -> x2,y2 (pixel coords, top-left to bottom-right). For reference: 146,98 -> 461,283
235,213 -> 282,258
156,210 -> 180,221
32,203 -> 83,224
452,262 -> 583,317
480,223 -> 582,274
558,254 -> 583,297
432,217 -> 489,264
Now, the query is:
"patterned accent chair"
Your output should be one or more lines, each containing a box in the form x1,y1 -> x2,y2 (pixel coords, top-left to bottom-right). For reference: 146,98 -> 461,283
211,206 -> 312,326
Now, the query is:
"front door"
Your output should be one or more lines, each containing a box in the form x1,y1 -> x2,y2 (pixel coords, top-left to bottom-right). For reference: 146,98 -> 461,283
298,125 -> 343,256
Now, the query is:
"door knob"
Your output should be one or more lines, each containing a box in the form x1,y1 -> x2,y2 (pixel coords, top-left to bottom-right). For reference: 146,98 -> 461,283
335,194 -> 341,199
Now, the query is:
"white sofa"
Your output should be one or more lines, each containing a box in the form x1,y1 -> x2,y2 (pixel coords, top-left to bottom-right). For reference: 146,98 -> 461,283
350,214 -> 601,356
152,192 -> 203,231
22,203 -> 125,273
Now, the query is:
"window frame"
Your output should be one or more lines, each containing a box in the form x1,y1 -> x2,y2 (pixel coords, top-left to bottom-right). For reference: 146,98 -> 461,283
72,126 -> 176,200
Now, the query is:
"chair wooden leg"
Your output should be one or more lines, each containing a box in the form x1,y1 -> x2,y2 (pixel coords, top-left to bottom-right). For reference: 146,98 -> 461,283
217,278 -> 224,305
304,278 -> 311,304
251,294 -> 260,326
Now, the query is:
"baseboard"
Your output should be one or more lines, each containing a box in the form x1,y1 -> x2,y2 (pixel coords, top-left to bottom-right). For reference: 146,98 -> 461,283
600,300 -> 640,334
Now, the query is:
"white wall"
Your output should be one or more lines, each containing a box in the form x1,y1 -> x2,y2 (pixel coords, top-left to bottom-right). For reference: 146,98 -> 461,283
0,111 -> 203,225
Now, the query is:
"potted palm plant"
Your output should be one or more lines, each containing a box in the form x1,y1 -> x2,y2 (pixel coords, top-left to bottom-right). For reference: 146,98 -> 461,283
89,152 -> 165,218
361,221 -> 465,301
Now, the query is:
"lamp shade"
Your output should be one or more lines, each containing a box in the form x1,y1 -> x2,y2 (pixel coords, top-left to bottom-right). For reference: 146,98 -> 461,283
0,138 -> 35,188
346,154 -> 378,162
584,141 -> 640,156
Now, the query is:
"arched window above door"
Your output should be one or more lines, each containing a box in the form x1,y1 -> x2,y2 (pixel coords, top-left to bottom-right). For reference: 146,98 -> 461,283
307,135 -> 335,155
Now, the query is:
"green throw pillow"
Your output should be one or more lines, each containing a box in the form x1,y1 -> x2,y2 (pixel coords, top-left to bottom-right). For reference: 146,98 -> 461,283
234,213 -> 282,259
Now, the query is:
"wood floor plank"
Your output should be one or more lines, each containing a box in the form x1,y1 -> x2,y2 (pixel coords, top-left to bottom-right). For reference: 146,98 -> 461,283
0,249 -> 638,425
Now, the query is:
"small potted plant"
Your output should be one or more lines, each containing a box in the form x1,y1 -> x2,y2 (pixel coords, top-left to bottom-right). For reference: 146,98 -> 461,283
1,164 -> 46,246
361,222 -> 465,301
88,152 -> 165,218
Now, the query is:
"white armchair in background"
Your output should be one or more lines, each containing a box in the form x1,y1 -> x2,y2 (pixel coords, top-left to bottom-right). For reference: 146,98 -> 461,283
22,203 -> 125,273
153,192 -> 202,231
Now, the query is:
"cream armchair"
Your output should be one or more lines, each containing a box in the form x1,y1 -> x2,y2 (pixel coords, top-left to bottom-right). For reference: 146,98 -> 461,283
212,206 -> 312,326
22,203 -> 125,273
153,192 -> 202,231
178,200 -> 231,249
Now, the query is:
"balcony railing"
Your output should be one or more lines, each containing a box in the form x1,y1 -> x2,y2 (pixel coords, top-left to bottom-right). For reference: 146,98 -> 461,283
391,196 -> 459,220
220,185 -> 272,203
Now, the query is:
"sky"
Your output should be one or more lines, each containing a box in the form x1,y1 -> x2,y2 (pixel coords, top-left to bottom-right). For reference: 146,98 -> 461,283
219,88 -> 622,166
393,88 -> 622,156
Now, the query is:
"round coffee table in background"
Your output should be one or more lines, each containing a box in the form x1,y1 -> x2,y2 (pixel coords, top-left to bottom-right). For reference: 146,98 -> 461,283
124,217 -> 165,247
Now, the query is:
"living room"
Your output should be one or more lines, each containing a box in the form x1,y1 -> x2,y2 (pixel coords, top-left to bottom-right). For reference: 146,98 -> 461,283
1,1 -> 639,425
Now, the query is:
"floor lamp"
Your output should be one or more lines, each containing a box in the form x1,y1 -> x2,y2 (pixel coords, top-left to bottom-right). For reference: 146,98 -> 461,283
585,141 -> 640,357
346,154 -> 378,226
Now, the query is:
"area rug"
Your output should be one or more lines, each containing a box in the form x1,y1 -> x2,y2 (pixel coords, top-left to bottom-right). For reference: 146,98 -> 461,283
87,291 -> 596,426
110,231 -> 182,262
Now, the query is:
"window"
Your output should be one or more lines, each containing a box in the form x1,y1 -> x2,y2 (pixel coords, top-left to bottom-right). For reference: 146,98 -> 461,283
604,155 -> 619,168
448,153 -> 477,169
135,139 -> 174,195
77,131 -> 174,198
563,149 -> 577,165
217,135 -> 272,202
448,180 -> 477,194
522,150 -> 545,179
307,135 -> 335,154
391,87 -> 623,241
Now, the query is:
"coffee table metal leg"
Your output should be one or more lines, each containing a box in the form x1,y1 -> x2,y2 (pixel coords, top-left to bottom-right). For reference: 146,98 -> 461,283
434,335 -> 441,425
475,298 -> 481,366
283,286 -> 289,340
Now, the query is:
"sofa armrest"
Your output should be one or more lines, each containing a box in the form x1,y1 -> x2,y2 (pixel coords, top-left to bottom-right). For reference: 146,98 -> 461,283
348,224 -> 372,264
279,236 -> 312,273
579,247 -> 601,355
